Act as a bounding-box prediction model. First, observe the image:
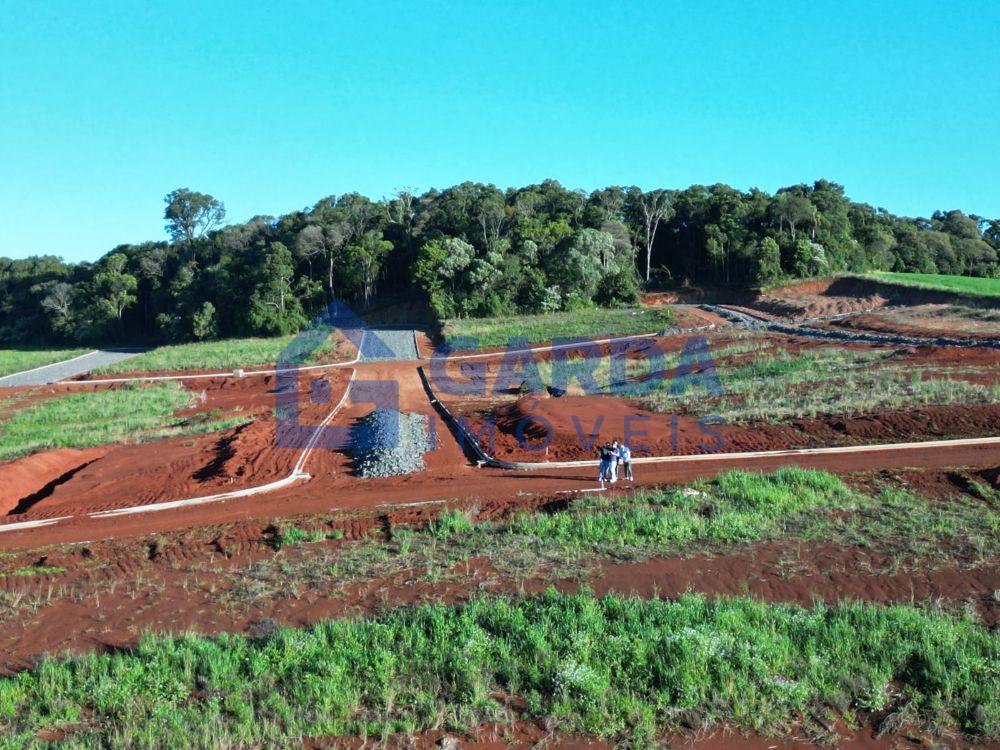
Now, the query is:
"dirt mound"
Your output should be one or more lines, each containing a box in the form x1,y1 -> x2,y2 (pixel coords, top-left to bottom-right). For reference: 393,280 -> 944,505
0,448 -> 109,515
748,276 -> 990,321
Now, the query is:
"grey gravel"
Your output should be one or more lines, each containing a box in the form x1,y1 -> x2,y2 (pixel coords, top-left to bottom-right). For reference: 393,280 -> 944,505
0,348 -> 146,388
360,328 -> 420,361
351,408 -> 431,478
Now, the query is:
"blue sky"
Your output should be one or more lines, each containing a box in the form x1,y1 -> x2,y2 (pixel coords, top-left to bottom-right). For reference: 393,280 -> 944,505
1,0 -> 997,263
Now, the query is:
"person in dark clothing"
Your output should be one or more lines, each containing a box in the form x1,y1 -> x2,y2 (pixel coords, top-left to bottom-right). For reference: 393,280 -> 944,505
598,441 -> 616,488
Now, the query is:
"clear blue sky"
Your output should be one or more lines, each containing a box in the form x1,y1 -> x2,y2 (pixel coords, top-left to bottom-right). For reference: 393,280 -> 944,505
1,0 -> 997,263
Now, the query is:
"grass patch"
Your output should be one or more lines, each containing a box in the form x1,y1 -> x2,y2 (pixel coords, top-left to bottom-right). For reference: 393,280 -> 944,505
645,344 -> 998,422
865,272 -> 1000,298
0,590 -> 995,748
93,334 -> 341,374
226,469 -> 999,609
444,306 -> 676,349
921,304 -> 1000,324
0,383 -> 250,461
275,525 -> 333,548
0,348 -> 89,378
4,565 -> 65,577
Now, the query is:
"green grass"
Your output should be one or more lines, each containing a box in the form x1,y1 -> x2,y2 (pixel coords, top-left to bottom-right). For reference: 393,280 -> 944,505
219,469 -> 998,611
0,383 -> 250,461
444,306 -> 676,349
645,344 -> 998,422
865,271 -> 1000,298
94,334 -> 341,374
0,348 -> 89,378
0,590 -> 994,748
3,565 -> 65,577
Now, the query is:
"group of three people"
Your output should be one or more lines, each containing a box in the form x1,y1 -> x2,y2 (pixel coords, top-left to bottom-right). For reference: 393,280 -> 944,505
597,439 -> 633,488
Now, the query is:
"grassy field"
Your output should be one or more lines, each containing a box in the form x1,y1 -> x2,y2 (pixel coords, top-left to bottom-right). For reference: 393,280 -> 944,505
865,271 -> 1000,298
1,469 -> 996,746
644,341 -> 999,422
0,383 -> 249,461
94,334 -> 341,374
0,590 -> 994,748
0,348 -> 89,378
444,306 -> 676,349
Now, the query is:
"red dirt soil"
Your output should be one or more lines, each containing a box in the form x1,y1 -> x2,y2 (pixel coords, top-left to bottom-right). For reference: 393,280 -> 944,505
462,395 -> 1000,462
737,276 -> 996,322
0,370 -> 350,518
1,328 -> 997,549
1,468 -> 996,668
827,310 -> 1000,342
314,720 -> 997,749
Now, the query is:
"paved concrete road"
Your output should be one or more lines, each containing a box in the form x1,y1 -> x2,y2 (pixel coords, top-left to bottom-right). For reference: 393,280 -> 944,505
359,328 -> 420,361
0,349 -> 145,387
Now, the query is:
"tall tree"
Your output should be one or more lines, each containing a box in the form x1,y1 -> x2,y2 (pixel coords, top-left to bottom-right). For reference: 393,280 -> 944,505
347,232 -> 393,307
92,253 -> 138,322
626,188 -> 674,281
164,189 -> 226,246
296,223 -> 348,299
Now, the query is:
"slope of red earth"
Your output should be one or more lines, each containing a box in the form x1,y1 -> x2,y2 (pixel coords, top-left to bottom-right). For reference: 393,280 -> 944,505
1,370 -> 351,518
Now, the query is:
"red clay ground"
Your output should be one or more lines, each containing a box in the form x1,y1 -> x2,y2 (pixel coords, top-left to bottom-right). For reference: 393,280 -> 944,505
823,306 -> 1000,343
1,335 -> 998,549
313,721 -> 998,750
734,276 -> 993,321
0,296 -> 997,748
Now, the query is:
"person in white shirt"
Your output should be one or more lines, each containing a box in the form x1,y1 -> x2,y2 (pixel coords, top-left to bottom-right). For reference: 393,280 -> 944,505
618,442 -> 633,481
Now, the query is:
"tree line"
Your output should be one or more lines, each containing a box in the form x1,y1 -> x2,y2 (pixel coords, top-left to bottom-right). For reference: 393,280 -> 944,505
1,179 -> 997,345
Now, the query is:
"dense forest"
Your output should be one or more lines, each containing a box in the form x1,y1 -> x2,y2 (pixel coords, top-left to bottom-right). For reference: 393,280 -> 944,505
2,180 -> 998,345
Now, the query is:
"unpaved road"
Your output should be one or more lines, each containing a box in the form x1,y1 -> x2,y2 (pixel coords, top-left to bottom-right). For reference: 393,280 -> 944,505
0,349 -> 144,387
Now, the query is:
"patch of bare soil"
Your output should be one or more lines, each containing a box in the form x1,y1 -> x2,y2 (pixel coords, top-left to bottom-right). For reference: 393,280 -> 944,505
827,309 -> 1000,342
742,276 -> 991,321
0,371 -> 350,518
461,395 -> 1000,463
310,720 -> 997,750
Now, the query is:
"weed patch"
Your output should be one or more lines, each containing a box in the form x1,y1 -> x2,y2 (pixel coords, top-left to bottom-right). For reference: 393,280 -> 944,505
0,591 -> 995,747
0,383 -> 249,461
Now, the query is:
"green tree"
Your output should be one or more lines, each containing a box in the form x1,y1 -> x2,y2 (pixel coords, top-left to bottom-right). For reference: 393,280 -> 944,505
249,243 -> 306,335
191,301 -> 218,340
346,232 -> 393,307
93,253 -> 138,322
164,189 -> 226,246
756,237 -> 783,284
625,188 -> 674,281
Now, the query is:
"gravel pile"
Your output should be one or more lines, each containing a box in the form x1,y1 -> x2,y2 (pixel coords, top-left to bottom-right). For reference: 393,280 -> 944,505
351,408 -> 431,477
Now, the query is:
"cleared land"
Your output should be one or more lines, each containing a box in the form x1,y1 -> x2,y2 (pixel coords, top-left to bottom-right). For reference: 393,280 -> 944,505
0,469 -> 997,747
0,348 -> 88,378
443,306 -> 677,348
0,279 -> 998,749
865,271 -> 1000,298
645,339 -> 1000,422
92,334 -> 343,374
